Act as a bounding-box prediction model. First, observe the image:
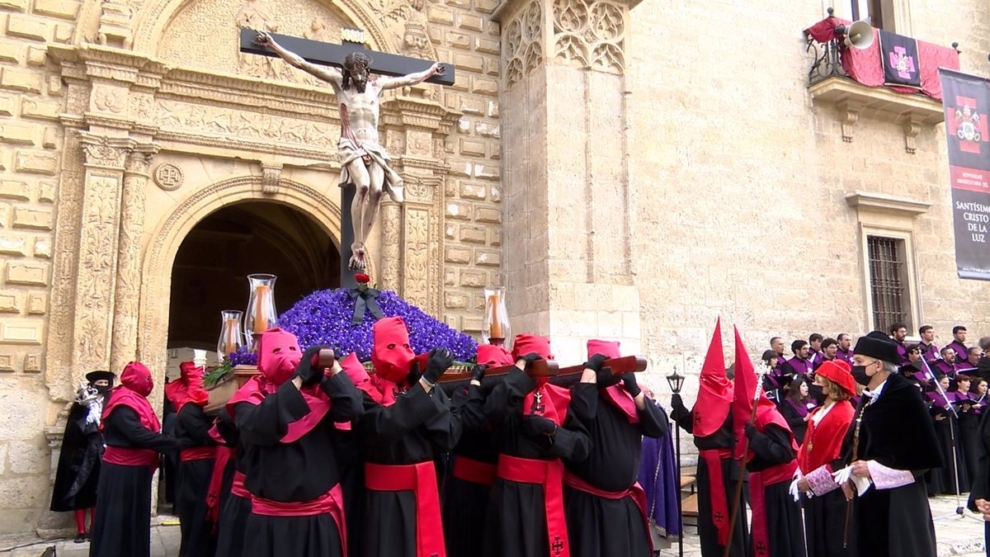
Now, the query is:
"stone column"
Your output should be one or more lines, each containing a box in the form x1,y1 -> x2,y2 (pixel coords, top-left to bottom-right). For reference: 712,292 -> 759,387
110,144 -> 159,374
494,0 -> 643,362
73,132 -> 133,382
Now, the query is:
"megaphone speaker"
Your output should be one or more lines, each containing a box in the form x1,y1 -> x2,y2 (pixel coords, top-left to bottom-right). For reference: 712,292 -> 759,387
835,20 -> 875,50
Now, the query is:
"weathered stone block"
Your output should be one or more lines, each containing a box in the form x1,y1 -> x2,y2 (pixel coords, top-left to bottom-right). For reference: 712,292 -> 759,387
14,151 -> 57,174
457,13 -> 484,31
0,123 -> 34,145
444,291 -> 469,308
488,226 -> 502,246
446,31 -> 471,50
460,269 -> 487,287
32,237 -> 50,258
8,440 -> 45,473
475,249 -> 501,267
0,317 -> 42,343
459,225 -> 487,243
462,316 -> 483,332
0,39 -> 22,63
23,352 -> 39,372
453,52 -> 484,73
0,444 -> 6,474
46,74 -> 62,96
0,291 -> 18,312
26,45 -> 44,66
37,181 -> 55,203
0,233 -> 27,255
0,0 -> 27,10
485,58 -> 499,77
5,261 -> 47,285
6,15 -> 47,41
475,207 -> 501,223
475,0 -> 498,13
21,99 -> 60,121
446,201 -> 472,220
0,180 -> 30,201
472,76 -> 498,95
33,0 -> 81,19
445,246 -> 471,264
427,5 -> 454,25
444,222 -> 456,239
0,95 -> 15,116
0,67 -> 42,93
0,474 -> 49,510
459,139 -> 487,158
42,127 -> 57,149
12,207 -> 52,230
444,267 -> 456,286
0,203 -> 9,227
26,292 -> 45,314
476,37 -> 499,54
473,163 -> 499,180
53,23 -> 72,43
0,352 -> 14,371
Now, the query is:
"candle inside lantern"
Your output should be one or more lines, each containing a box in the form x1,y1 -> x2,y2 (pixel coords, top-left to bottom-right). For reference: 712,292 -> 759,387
253,284 -> 270,334
223,317 -> 239,354
488,292 -> 503,338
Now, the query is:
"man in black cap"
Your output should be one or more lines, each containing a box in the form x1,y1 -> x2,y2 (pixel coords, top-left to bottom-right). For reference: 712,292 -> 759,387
836,331 -> 942,557
50,371 -> 116,542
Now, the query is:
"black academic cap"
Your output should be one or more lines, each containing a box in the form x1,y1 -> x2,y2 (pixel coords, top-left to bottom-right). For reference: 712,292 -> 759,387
853,331 -> 900,364
85,370 -> 116,385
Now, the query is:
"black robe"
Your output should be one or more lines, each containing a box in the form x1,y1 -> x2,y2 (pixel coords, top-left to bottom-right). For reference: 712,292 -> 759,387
926,402 -> 969,495
51,401 -> 103,512
778,400 -> 809,445
89,406 -> 182,557
959,400 -> 982,487
745,424 -> 806,557
966,406 -> 990,556
330,422 -> 363,557
213,409 -> 249,557
563,383 -> 668,557
481,369 -> 592,557
357,381 -> 461,557
234,374 -> 363,557
670,401 -> 751,557
174,403 -> 217,557
840,373 -> 942,557
443,383 -> 495,557
162,394 -> 178,506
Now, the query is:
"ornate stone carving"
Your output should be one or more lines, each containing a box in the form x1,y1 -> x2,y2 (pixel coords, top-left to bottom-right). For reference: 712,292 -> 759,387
153,163 -> 183,191
129,94 -> 154,121
379,0 -> 432,59
552,0 -> 627,74
261,163 -> 282,194
504,1 -> 544,87
94,86 -> 126,114
156,101 -> 337,149
79,132 -> 133,170
236,0 -> 295,82
97,1 -> 134,48
380,202 -> 401,291
403,208 -> 431,308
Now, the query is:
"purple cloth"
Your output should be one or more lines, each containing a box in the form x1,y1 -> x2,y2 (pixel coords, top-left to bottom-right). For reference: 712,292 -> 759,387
948,341 -> 969,363
638,405 -> 681,538
895,341 -> 909,364
836,348 -> 854,365
920,343 -> 940,363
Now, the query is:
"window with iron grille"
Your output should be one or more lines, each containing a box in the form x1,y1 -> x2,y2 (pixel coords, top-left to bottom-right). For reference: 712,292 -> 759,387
867,235 -> 909,332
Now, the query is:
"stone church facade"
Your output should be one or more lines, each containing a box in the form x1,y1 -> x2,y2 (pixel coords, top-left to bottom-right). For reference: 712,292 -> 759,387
0,0 -> 988,534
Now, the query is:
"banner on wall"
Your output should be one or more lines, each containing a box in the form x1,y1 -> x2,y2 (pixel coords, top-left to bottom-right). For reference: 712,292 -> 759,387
938,68 -> 990,280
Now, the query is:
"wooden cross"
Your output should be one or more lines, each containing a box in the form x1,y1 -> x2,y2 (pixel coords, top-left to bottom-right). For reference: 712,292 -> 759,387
239,28 -> 455,288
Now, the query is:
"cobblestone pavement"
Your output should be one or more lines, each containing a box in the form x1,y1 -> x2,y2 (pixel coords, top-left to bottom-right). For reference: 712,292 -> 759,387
1,496 -> 985,557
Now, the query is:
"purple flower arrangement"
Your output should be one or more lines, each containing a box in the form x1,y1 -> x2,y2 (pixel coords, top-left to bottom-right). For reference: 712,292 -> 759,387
227,288 -> 477,364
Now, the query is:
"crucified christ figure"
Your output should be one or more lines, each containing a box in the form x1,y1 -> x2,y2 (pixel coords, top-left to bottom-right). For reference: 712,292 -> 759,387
255,31 -> 444,271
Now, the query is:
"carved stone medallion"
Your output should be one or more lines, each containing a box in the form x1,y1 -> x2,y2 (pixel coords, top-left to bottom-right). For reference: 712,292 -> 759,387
153,163 -> 184,191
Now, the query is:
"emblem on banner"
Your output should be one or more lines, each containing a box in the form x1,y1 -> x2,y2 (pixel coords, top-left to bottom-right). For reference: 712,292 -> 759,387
889,46 -> 916,80
950,96 -> 989,154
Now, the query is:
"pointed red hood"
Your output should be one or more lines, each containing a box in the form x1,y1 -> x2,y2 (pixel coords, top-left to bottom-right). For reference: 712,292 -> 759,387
732,326 -> 795,460
694,318 -> 733,437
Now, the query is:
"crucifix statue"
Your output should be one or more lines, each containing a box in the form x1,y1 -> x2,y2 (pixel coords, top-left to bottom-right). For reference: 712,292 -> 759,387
240,28 -> 453,280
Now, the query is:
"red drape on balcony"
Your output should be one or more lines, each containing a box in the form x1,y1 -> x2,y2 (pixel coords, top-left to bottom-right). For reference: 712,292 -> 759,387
804,16 -> 960,101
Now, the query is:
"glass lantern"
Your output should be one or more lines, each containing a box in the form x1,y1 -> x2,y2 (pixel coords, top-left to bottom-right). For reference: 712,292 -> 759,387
217,310 -> 245,363
244,274 -> 278,351
481,286 -> 510,347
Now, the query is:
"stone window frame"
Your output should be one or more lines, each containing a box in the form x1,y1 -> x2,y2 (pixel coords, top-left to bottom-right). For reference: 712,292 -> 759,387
835,0 -> 912,34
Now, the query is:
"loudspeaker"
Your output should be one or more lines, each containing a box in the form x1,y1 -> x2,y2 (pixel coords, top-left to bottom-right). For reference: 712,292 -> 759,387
834,20 -> 874,49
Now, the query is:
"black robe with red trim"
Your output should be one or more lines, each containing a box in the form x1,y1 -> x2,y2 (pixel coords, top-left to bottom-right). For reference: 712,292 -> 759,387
174,402 -> 217,557
563,383 -> 668,557
213,408 -> 249,557
481,368 -> 593,557
670,401 -> 750,557
356,381 -> 462,557
233,374 -> 363,557
745,424 -> 806,557
444,383 -> 495,557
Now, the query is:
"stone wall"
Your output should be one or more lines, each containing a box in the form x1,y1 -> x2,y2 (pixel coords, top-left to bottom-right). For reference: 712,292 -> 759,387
0,0 -> 78,533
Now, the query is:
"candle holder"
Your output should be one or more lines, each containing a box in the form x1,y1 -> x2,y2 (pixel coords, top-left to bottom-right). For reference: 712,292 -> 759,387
216,310 -> 245,364
482,286 -> 510,347
666,365 -> 685,557
244,274 -> 278,352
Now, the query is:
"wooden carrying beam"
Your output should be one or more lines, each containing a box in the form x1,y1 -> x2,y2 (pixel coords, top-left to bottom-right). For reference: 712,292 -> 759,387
239,28 -> 455,86
438,355 -> 648,395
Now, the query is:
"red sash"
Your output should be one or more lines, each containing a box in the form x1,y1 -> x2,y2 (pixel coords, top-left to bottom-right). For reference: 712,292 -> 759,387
231,471 -> 250,499
103,446 -> 159,471
749,460 -> 799,557
227,376 -> 332,443
699,448 -> 732,546
452,456 -> 497,487
563,471 -> 653,552
180,446 -> 216,462
365,461 -> 445,557
602,385 -> 639,423
251,483 -> 347,557
497,454 -> 569,557
206,446 -> 234,524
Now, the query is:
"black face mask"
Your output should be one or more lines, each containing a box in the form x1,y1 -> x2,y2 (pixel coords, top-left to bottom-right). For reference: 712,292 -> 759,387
94,385 -> 110,394
851,365 -> 872,387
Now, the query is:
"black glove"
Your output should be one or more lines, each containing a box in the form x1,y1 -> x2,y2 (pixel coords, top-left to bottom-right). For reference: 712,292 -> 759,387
408,359 -> 423,386
671,393 -> 684,409
423,348 -> 454,384
294,346 -> 326,386
744,423 -> 758,440
517,352 -> 543,368
522,415 -> 557,437
470,364 -> 487,383
621,372 -> 641,397
584,353 -> 608,372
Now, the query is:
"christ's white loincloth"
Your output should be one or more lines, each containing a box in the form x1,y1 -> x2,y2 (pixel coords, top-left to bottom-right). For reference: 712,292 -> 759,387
338,137 -> 404,202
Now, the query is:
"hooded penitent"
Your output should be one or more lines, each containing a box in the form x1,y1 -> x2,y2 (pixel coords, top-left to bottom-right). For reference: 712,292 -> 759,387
510,333 -> 570,426
696,318 -> 733,437
257,328 -> 303,387
371,316 -> 415,384
164,361 -> 209,413
586,339 -> 639,423
477,344 -> 513,366
101,362 -> 161,434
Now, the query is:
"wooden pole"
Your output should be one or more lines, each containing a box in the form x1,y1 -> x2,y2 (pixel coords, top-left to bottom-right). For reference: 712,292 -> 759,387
722,373 -> 764,557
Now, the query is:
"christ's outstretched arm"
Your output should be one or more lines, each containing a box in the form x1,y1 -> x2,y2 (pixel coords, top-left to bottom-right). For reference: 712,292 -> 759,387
378,63 -> 444,90
255,31 -> 343,90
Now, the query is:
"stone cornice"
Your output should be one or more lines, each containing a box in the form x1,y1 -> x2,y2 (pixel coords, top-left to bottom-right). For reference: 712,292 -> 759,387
845,191 -> 932,217
155,130 -> 340,163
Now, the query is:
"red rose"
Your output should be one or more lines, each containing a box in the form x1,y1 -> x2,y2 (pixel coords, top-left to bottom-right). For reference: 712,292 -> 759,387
355,273 -> 370,284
